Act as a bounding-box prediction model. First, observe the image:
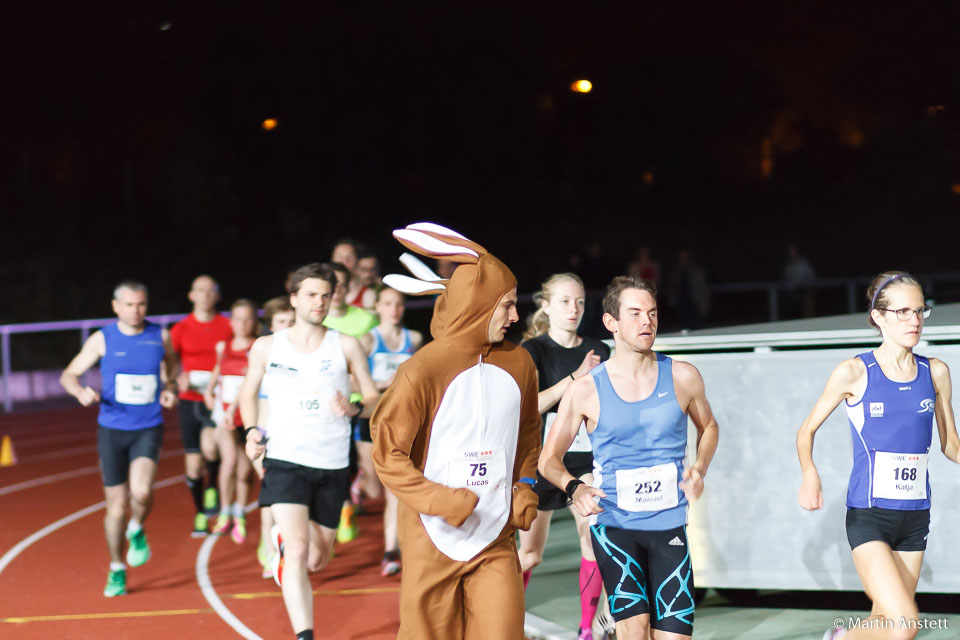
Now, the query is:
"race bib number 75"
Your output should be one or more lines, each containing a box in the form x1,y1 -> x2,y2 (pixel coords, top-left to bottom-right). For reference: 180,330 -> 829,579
447,449 -> 506,495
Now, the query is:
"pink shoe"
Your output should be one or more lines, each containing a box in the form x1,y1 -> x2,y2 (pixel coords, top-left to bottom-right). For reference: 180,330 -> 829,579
271,525 -> 284,588
212,514 -> 232,536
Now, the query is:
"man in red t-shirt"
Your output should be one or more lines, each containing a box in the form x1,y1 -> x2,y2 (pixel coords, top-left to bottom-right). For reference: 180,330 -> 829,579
171,275 -> 233,536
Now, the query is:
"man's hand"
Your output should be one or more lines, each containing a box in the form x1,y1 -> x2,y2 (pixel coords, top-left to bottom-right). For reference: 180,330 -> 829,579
245,428 -> 266,462
798,470 -> 824,511
330,391 -> 356,418
572,349 -> 602,379
76,386 -> 101,407
442,488 -> 480,527
511,483 -> 539,530
680,466 -> 704,500
159,389 -> 177,409
571,483 -> 605,517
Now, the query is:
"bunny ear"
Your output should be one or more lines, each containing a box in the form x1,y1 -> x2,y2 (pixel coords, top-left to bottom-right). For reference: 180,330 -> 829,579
399,252 -> 445,282
392,222 -> 487,263
406,222 -> 469,240
382,274 -> 446,296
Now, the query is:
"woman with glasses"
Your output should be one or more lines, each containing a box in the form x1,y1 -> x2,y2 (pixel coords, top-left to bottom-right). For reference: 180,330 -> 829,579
797,271 -> 960,640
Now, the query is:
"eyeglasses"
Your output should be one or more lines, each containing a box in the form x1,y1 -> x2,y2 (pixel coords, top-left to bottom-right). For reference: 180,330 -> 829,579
876,306 -> 932,321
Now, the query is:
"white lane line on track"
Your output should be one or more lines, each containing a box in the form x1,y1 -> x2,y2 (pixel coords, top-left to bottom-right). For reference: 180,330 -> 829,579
0,449 -> 185,496
0,474 -> 184,577
195,502 -> 263,640
19,445 -> 99,462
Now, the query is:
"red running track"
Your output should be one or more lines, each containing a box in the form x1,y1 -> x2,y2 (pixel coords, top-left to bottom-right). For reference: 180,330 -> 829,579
0,407 -> 401,639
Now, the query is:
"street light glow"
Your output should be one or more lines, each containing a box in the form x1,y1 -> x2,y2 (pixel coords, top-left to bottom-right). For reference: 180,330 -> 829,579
571,79 -> 592,93
261,118 -> 278,131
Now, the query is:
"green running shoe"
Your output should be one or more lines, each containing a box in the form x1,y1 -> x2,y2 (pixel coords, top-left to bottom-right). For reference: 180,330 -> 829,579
125,528 -> 151,567
103,568 -> 126,597
212,513 -> 232,536
192,512 -> 209,538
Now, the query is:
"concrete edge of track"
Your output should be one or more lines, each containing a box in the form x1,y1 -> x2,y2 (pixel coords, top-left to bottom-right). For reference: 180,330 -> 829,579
195,502 -> 263,640
524,611 -> 577,640
0,474 -> 184,577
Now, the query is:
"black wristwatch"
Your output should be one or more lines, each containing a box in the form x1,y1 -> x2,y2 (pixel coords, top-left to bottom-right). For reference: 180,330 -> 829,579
565,478 -> 585,500
351,400 -> 364,417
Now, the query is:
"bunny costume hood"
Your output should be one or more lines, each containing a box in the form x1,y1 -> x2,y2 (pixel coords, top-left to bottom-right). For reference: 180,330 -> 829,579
372,223 -> 541,563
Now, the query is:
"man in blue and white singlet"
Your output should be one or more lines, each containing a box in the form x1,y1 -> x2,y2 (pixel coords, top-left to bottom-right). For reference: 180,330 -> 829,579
238,263 -> 379,640
799,271 -> 960,640
60,280 -> 178,597
540,276 -> 719,640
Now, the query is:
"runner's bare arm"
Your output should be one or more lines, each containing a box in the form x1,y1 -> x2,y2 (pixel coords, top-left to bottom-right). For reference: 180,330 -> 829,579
539,378 -> 605,516
239,336 -> 270,460
337,334 -> 380,418
204,341 -> 226,412
60,331 -> 106,407
930,358 -> 960,464
673,361 -> 719,500
536,349 -> 602,414
796,358 -> 864,510
159,328 -> 178,408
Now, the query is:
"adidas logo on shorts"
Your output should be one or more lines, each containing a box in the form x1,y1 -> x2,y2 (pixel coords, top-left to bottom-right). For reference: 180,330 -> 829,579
668,536 -> 684,546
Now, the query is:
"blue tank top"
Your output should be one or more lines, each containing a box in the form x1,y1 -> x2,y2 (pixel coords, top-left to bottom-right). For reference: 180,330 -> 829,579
99,322 -> 165,431
367,327 -> 415,383
845,352 -> 935,510
589,355 -> 688,530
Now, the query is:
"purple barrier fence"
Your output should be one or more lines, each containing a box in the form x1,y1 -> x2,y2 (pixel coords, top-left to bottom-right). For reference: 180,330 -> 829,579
0,314 -> 189,413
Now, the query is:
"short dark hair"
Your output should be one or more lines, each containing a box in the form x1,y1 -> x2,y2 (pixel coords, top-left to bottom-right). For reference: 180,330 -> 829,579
326,261 -> 352,286
287,263 -> 338,295
602,276 -> 657,320
114,279 -> 148,300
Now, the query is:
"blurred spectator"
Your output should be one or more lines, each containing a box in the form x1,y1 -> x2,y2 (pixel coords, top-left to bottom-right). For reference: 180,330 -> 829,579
331,238 -> 359,273
782,244 -> 816,318
626,245 -> 660,286
667,249 -> 710,330
349,244 -> 379,309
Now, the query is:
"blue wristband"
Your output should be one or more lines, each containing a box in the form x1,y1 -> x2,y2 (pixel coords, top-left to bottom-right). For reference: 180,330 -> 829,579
518,477 -> 536,486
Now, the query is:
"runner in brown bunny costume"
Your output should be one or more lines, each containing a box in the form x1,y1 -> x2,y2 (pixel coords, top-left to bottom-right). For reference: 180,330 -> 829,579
371,223 -> 541,639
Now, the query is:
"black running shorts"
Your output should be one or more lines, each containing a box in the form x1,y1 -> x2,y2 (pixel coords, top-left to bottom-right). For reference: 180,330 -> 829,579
259,459 -> 350,529
178,399 -> 213,453
97,424 -> 164,487
590,523 -> 695,635
534,452 -> 593,511
845,507 -> 930,552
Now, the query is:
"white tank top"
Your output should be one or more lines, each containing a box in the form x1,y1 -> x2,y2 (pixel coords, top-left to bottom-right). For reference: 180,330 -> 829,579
263,328 -> 351,469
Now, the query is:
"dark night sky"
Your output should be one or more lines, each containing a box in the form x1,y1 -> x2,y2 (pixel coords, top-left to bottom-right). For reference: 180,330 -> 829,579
2,3 -> 960,325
